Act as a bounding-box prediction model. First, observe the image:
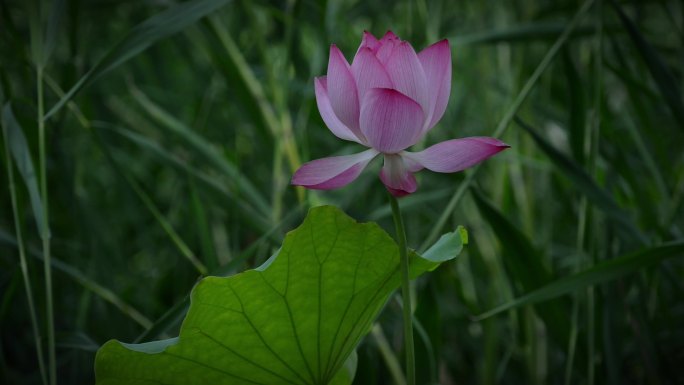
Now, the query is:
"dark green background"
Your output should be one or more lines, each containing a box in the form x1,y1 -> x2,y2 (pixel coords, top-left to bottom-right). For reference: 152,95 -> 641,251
1,0 -> 683,384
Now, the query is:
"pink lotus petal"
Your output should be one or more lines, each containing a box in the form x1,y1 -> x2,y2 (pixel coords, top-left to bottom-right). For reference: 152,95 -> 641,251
357,31 -> 380,53
351,48 -> 393,105
379,154 -> 417,197
291,149 -> 378,189
327,45 -> 361,135
379,31 -> 399,44
418,39 -> 452,132
376,35 -> 399,65
401,153 -> 424,172
314,77 -> 365,144
403,137 -> 510,173
384,42 -> 429,115
360,88 -> 425,153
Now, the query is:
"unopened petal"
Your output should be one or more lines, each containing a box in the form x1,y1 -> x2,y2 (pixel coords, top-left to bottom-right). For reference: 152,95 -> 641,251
379,153 -> 417,197
384,42 -> 430,116
291,149 -> 378,190
379,31 -> 399,44
315,77 -> 365,144
327,45 -> 361,135
351,48 -> 393,106
357,31 -> 380,53
376,32 -> 400,64
403,137 -> 510,173
360,88 -> 425,153
418,39 -> 452,132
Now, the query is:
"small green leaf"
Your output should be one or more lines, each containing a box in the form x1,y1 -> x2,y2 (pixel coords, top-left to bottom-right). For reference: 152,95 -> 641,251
95,206 -> 464,385
121,338 -> 179,354
458,226 -> 468,246
421,226 -> 467,263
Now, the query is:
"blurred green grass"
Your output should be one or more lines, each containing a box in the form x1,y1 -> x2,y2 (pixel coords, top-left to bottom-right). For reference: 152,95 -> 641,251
1,0 -> 683,384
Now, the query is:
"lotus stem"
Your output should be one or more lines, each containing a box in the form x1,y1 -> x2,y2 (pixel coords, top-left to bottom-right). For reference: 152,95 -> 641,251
389,193 -> 415,385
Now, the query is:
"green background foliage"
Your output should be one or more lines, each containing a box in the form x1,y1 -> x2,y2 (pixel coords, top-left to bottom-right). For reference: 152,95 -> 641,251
1,0 -> 683,384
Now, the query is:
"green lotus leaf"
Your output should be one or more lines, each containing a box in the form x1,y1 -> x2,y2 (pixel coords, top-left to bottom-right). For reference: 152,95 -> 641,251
95,205 -> 465,384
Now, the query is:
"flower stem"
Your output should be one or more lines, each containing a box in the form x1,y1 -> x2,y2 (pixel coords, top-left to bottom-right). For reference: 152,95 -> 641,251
388,193 -> 415,385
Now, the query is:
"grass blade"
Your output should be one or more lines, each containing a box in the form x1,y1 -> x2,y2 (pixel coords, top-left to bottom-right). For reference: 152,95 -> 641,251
36,64 -> 54,385
105,148 -> 209,276
129,87 -> 271,219
514,116 -> 648,245
471,189 -> 551,286
420,0 -> 596,252
56,332 -> 99,353
101,123 -> 271,232
2,103 -> 48,385
49,257 -> 153,329
610,0 -> 684,131
206,16 -> 281,139
475,241 -> 684,320
189,177 -> 218,272
0,230 -> 153,330
561,49 -> 586,164
90,124 -> 209,275
42,0 -> 64,66
471,188 -> 570,344
450,21 -> 610,46
45,0 -> 232,120
134,296 -> 190,343
370,324 -> 406,385
205,16 -> 302,201
2,104 -> 45,231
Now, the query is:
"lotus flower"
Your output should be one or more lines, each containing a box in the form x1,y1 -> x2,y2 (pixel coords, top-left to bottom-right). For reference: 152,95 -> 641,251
292,31 -> 509,196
